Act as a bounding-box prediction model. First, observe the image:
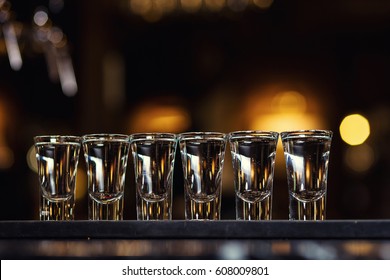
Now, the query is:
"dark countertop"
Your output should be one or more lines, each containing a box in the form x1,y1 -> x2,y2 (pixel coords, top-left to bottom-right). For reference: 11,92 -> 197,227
1,220 -> 390,259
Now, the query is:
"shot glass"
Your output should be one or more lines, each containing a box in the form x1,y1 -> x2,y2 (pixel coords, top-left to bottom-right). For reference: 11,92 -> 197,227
229,131 -> 279,220
130,133 -> 177,220
281,130 -> 333,221
82,134 -> 130,220
178,132 -> 227,220
34,135 -> 81,221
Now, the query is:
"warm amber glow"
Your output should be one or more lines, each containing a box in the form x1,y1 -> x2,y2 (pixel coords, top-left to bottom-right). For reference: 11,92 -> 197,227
340,114 -> 370,146
180,0 -> 202,13
0,99 -> 14,169
244,87 -> 326,169
272,90 -> 307,114
128,0 -> 272,20
250,113 -> 323,133
129,103 -> 191,133
130,0 -> 152,15
205,0 -> 225,11
144,12 -> 163,23
48,27 -> 64,45
343,241 -> 375,257
75,167 -> 87,201
0,145 -> 14,169
157,0 -> 177,13
246,88 -> 324,132
271,241 -> 291,255
345,144 -> 375,172
249,90 -> 322,132
227,0 -> 248,12
130,0 -> 177,23
253,0 -> 273,9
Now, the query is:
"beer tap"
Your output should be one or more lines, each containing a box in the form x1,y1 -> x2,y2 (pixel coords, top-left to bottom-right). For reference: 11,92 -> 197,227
32,7 -> 77,97
0,0 -> 22,71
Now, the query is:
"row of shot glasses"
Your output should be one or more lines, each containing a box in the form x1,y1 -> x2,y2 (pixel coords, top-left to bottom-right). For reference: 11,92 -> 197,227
34,130 -> 333,221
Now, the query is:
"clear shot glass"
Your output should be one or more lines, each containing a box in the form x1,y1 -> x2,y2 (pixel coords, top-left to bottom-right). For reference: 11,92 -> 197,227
281,130 -> 333,221
34,135 -> 81,221
178,132 -> 227,220
82,134 -> 130,220
229,131 -> 279,220
129,133 -> 177,220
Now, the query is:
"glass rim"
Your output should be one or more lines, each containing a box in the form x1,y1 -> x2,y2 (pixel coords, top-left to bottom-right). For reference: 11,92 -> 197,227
34,135 -> 81,144
81,133 -> 129,142
280,129 -> 333,140
228,130 -> 279,140
129,132 -> 177,142
178,131 -> 227,141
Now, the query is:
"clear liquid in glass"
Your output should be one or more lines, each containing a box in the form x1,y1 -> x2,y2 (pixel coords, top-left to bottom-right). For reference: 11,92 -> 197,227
132,139 -> 176,220
283,137 -> 331,220
231,139 -> 277,220
35,142 -> 80,220
83,140 -> 129,220
181,139 -> 226,220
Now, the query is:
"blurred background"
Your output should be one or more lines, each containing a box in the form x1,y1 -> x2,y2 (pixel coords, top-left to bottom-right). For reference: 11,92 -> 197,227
1,0 -> 390,220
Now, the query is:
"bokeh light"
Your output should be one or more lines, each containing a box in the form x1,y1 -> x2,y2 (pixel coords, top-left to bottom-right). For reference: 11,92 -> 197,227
129,0 -> 152,15
75,167 -> 87,201
244,87 -> 326,169
248,90 -> 324,133
128,102 -> 191,133
27,145 -> 38,173
33,9 -> 49,27
345,143 -> 375,172
205,0 -> 226,12
0,145 -> 14,169
340,114 -> 370,146
180,0 -> 202,13
253,0 -> 273,9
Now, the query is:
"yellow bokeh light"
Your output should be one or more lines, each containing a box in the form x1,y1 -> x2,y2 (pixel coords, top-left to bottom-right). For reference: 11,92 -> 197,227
340,114 -> 370,146
250,113 -> 322,135
248,90 -> 323,142
244,87 -> 326,169
271,90 -> 307,114
129,103 -> 191,133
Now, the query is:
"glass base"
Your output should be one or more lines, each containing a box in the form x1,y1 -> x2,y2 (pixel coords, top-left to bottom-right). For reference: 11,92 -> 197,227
185,192 -> 221,220
289,195 -> 326,221
236,195 -> 272,220
88,195 -> 124,220
40,195 -> 75,221
136,194 -> 172,220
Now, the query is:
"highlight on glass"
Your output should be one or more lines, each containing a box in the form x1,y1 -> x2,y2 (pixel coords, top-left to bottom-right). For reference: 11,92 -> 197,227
178,132 -> 227,220
82,134 -> 130,220
129,133 -> 177,220
281,130 -> 333,221
34,135 -> 81,221
229,130 -> 279,220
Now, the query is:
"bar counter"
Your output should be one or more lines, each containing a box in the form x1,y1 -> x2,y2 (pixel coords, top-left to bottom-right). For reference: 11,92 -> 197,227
1,220 -> 390,259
